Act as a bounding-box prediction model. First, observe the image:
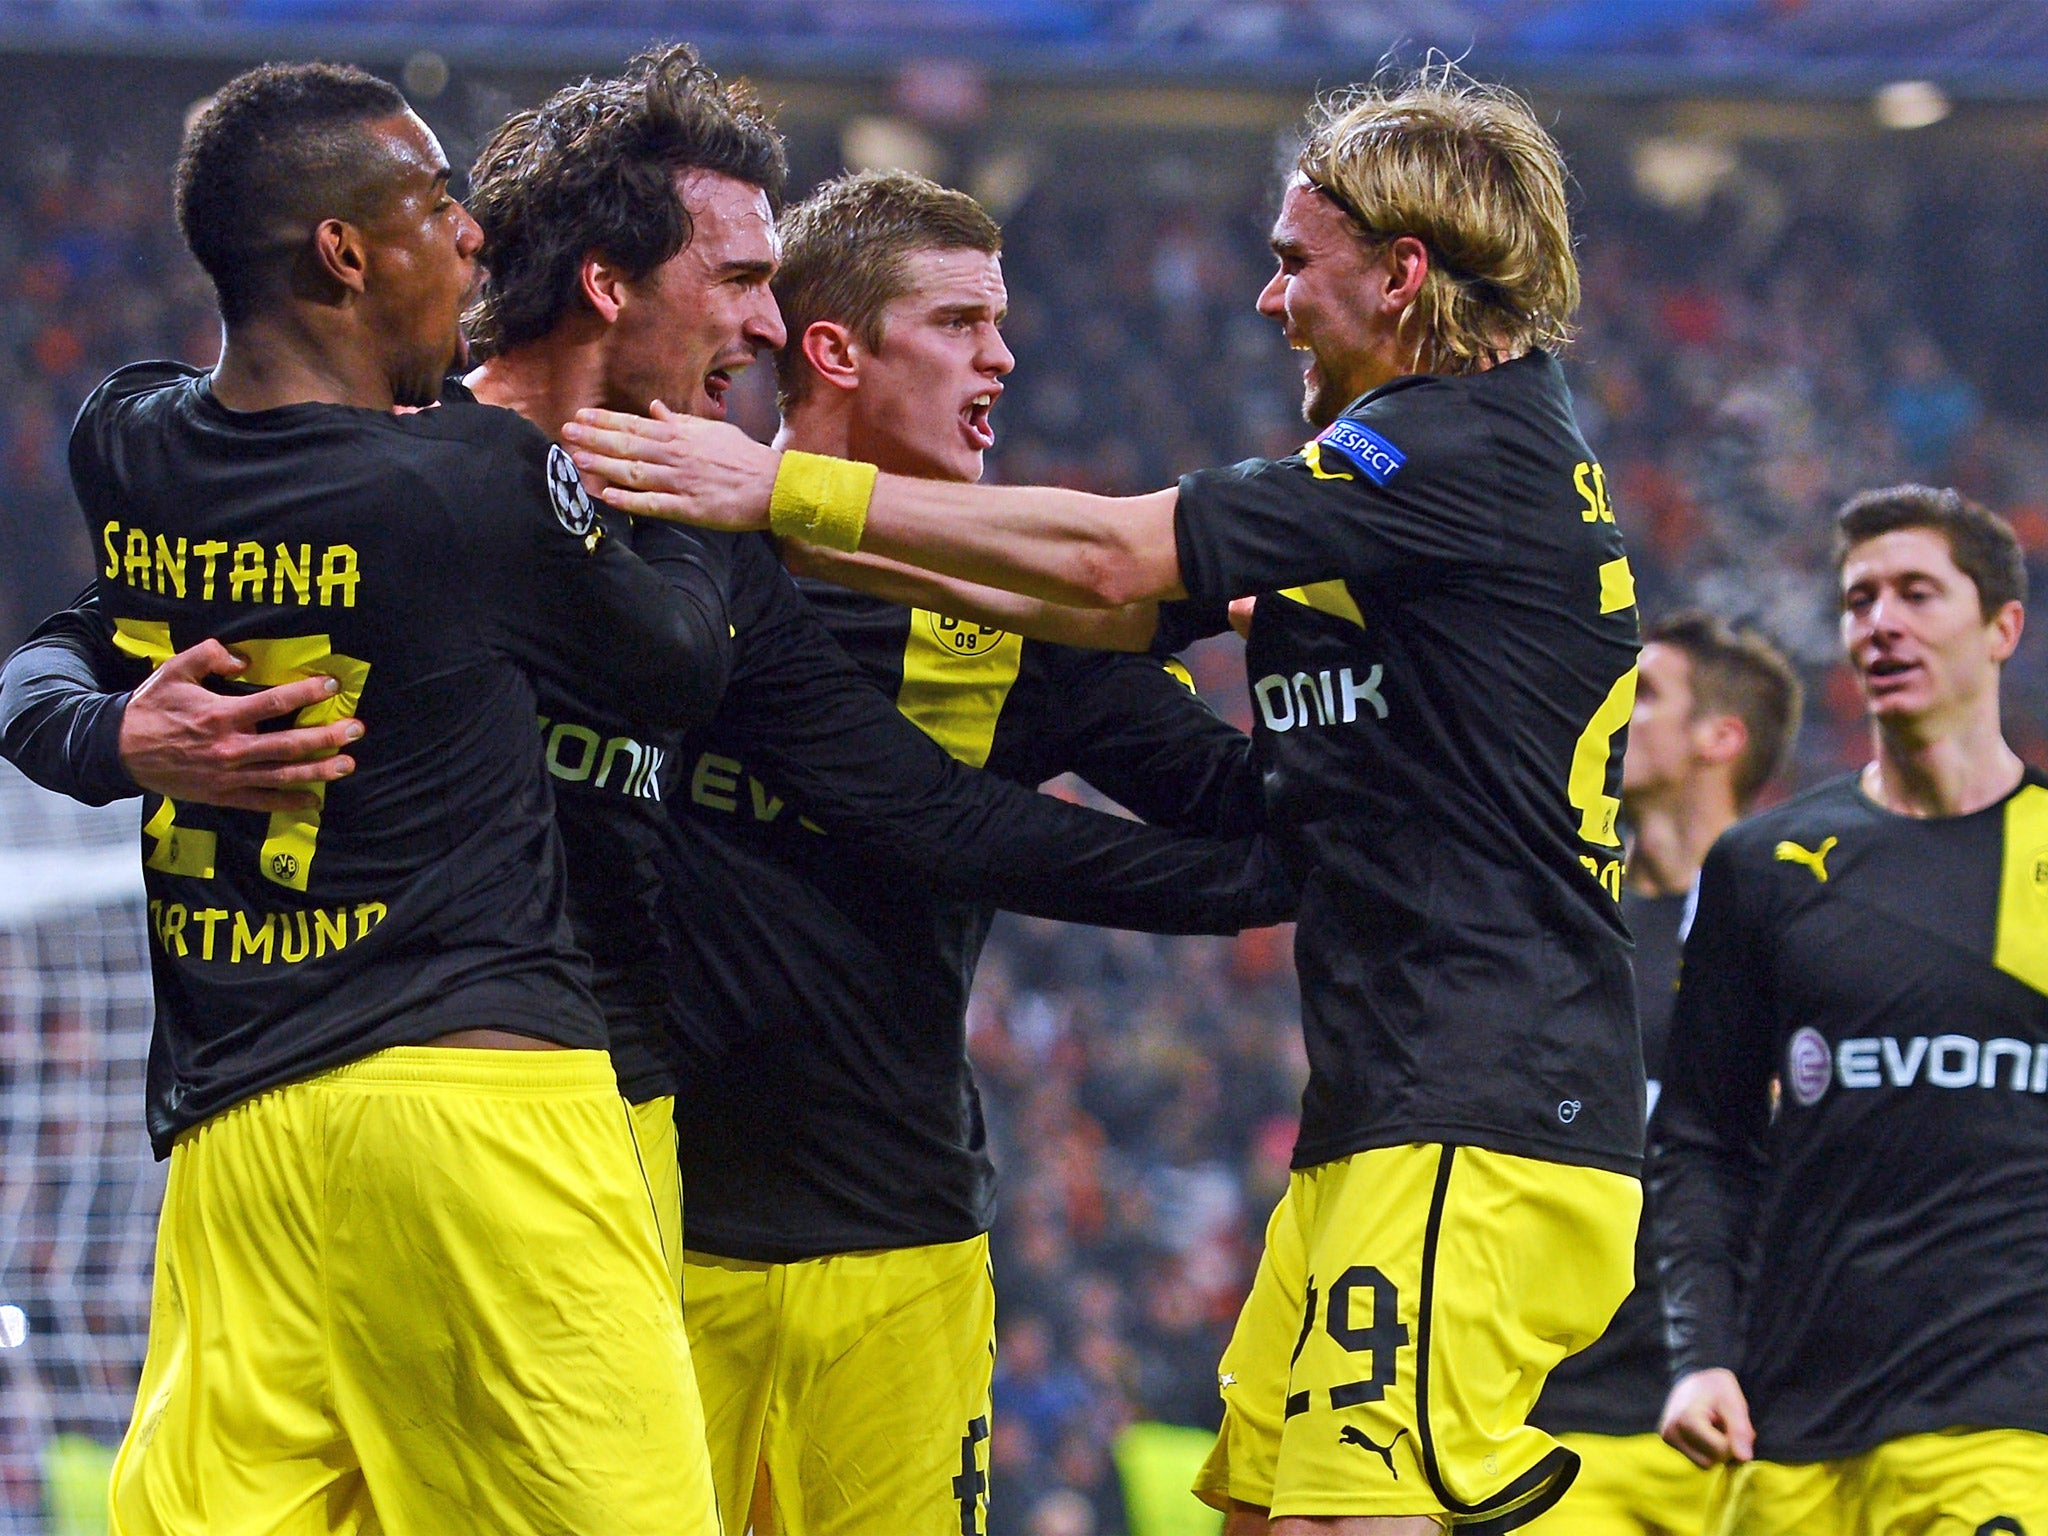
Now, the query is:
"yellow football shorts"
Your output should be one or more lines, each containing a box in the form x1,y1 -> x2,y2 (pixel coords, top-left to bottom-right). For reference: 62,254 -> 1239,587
109,1046 -> 720,1536
628,1092 -> 684,1298
1709,1428 -> 2048,1536
683,1233 -> 996,1536
1524,1432 -> 1721,1536
1196,1142 -> 1640,1531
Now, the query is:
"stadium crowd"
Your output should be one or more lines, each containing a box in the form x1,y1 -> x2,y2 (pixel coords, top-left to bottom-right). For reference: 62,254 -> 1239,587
3,72 -> 2048,1536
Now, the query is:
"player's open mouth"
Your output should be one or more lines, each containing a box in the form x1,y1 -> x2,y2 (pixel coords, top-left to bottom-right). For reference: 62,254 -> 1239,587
1864,656 -> 1919,690
703,370 -> 733,413
963,392 -> 997,449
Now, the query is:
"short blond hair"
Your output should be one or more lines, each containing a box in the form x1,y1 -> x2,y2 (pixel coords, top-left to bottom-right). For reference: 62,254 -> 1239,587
773,170 -> 1001,411
1296,62 -> 1578,372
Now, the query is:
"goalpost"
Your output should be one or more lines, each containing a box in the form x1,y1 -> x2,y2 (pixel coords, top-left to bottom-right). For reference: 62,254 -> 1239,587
0,761 -> 156,1535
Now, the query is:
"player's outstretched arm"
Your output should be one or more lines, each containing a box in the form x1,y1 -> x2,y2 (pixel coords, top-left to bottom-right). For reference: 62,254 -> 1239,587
0,597 -> 358,812
562,403 -> 1186,609
1659,1367 -> 1756,1468
779,540 -> 1163,652
716,541 -> 1293,934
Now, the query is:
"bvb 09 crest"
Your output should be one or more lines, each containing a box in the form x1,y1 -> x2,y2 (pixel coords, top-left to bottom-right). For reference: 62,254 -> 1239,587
924,611 -> 1007,656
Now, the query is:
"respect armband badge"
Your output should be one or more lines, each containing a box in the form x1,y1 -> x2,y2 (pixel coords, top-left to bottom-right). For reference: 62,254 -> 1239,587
1316,418 -> 1407,486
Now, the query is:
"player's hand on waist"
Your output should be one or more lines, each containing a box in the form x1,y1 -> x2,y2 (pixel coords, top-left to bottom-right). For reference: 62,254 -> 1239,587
1659,1366 -> 1756,1468
564,398 -> 778,532
120,638 -> 362,814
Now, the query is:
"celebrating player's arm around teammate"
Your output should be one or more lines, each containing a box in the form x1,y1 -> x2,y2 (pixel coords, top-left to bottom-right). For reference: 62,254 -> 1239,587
1525,614 -> 1801,1536
570,63 -> 1647,1536
669,168 -> 1267,1536
1651,486 -> 2048,1536
0,64 -> 734,1536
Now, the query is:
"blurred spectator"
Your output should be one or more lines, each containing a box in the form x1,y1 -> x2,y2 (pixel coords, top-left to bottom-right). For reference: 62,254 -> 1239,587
9,59 -> 2048,1536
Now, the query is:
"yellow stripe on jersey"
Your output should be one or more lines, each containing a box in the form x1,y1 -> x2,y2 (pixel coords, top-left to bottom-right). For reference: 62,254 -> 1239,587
1301,441 -> 1354,481
896,610 -> 1024,769
1598,556 -> 1636,614
1994,783 -> 2048,997
1275,581 -> 1366,630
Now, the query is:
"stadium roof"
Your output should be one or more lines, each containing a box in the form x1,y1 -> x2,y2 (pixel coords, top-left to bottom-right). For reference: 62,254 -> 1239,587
3,0 -> 2046,94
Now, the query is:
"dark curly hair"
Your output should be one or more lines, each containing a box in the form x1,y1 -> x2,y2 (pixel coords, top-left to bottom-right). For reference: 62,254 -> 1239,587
464,42 -> 785,357
175,62 -> 409,324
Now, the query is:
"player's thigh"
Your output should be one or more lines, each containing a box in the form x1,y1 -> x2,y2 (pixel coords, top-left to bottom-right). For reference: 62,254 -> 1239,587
319,1047 -> 718,1536
767,1235 -> 997,1536
627,1092 -> 684,1299
110,1086 -> 369,1536
1196,1177 -> 1316,1516
1865,1428 -> 2048,1535
1524,1432 -> 1721,1536
1269,1144 -> 1637,1529
684,1249 -> 784,1536
1706,1458 -> 1848,1536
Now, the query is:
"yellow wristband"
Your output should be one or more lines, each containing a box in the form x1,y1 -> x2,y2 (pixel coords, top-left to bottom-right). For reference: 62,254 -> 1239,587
768,450 -> 876,552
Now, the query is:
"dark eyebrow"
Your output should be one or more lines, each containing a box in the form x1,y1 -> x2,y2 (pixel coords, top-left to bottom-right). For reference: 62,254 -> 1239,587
716,258 -> 777,280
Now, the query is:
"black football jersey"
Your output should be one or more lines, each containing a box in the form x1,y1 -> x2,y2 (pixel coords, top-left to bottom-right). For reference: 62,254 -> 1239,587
531,517 -> 730,1105
1163,349 -> 1644,1173
660,536 -> 1284,1261
1651,770 -> 2048,1459
61,362 -> 730,1154
1533,886 -> 1689,1437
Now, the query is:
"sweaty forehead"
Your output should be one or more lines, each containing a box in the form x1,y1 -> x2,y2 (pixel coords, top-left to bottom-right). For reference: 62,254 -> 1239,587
679,169 -> 777,257
376,110 -> 450,184
894,246 -> 1006,308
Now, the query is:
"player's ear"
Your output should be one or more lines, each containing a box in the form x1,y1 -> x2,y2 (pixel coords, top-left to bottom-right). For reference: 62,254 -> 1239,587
578,252 -> 631,325
1382,235 -> 1431,313
1987,598 -> 2025,663
308,218 -> 369,298
1696,712 -> 1749,770
800,320 -> 863,394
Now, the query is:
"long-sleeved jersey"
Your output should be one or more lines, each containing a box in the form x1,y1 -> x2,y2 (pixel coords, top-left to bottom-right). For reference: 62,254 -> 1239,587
18,362 -> 730,1154
1158,349 -> 1644,1175
665,568 -> 1268,1261
1650,770 -> 2048,1460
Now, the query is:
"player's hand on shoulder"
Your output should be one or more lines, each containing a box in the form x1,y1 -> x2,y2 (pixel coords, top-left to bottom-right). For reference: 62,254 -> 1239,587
563,398 -> 778,532
1659,1366 -> 1755,1469
120,639 -> 362,814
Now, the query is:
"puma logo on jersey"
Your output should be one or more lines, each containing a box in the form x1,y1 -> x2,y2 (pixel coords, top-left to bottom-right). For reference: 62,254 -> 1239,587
1774,836 -> 1837,883
1338,1425 -> 1408,1477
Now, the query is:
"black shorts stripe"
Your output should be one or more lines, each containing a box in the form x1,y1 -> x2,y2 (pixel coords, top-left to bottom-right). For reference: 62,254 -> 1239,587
1412,1144 -> 1582,1534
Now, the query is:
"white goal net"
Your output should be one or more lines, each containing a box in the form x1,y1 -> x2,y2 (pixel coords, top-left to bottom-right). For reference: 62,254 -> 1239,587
0,761 -> 154,1536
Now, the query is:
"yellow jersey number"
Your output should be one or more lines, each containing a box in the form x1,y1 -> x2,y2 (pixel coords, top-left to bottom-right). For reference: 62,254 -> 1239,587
113,619 -> 369,892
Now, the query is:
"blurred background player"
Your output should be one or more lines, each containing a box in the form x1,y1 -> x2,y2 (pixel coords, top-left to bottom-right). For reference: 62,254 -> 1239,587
567,65 -> 1646,1536
1527,611 -> 1801,1536
0,62 -> 735,1535
675,168 -> 1265,1536
1652,486 -> 2048,1535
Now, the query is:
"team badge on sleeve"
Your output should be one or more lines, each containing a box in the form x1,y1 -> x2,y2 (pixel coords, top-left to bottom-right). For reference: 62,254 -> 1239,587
546,444 -> 601,544
1317,418 -> 1407,485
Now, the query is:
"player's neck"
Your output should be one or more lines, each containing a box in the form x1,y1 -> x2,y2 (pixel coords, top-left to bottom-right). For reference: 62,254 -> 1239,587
464,341 -> 604,444
210,316 -> 395,414
777,400 -> 963,482
775,399 -> 848,462
1864,707 -> 2023,818
1625,782 -> 1737,898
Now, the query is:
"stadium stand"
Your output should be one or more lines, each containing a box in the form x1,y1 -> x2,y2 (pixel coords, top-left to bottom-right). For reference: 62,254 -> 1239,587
2,30 -> 2047,1534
